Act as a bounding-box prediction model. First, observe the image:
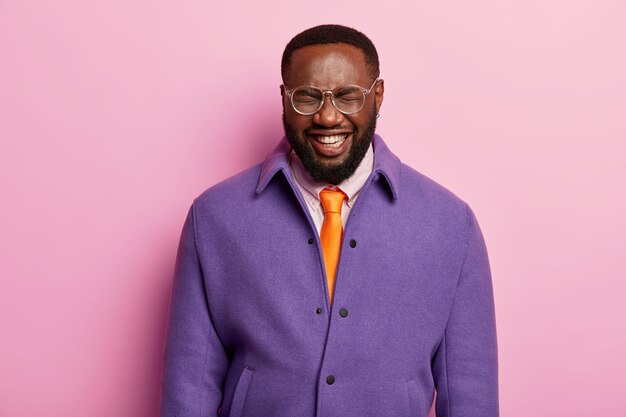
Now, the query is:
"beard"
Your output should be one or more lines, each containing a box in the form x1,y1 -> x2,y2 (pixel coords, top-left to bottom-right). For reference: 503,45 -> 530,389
282,104 -> 377,185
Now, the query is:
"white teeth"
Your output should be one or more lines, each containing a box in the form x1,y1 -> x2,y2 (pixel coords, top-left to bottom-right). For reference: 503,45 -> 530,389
312,134 -> 348,148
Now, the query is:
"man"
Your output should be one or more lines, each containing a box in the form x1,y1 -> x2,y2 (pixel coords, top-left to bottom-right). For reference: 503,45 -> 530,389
160,24 -> 499,417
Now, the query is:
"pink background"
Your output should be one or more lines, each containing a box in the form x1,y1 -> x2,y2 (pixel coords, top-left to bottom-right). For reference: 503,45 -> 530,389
1,0 -> 625,416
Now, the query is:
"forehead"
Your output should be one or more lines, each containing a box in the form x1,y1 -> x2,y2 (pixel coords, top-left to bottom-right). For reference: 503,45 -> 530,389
285,43 -> 370,88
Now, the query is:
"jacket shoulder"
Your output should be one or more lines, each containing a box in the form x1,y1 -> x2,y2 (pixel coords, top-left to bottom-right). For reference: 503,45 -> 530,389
396,162 -> 476,235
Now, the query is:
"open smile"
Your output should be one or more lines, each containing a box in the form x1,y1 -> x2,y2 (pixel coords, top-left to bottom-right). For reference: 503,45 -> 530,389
311,133 -> 348,148
306,130 -> 353,157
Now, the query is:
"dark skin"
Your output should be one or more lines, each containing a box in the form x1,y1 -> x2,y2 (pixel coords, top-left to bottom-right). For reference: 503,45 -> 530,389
281,43 -> 385,184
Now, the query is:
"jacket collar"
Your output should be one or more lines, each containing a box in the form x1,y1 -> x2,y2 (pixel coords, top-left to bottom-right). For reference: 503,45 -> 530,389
255,134 -> 400,200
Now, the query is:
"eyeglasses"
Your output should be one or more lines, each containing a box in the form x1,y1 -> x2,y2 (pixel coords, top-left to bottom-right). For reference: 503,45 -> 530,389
283,78 -> 379,116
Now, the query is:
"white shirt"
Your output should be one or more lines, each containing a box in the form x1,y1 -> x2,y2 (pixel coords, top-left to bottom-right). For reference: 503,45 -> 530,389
288,144 -> 374,235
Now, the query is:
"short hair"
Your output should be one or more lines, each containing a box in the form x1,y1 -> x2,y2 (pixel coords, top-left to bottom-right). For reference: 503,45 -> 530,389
281,24 -> 380,81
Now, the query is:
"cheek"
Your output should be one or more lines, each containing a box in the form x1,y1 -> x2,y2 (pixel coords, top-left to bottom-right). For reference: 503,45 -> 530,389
347,115 -> 367,131
286,113 -> 311,133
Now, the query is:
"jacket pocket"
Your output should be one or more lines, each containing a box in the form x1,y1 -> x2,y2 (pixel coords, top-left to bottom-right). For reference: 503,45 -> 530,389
230,366 -> 254,417
406,378 -> 422,417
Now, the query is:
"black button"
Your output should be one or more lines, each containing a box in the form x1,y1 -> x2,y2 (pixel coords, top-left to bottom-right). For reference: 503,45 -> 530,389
349,239 -> 357,248
308,238 -> 314,245
316,308 -> 322,315
339,308 -> 348,318
326,375 -> 335,385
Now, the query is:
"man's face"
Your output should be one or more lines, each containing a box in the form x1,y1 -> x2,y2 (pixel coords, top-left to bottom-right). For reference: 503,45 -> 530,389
281,43 -> 384,184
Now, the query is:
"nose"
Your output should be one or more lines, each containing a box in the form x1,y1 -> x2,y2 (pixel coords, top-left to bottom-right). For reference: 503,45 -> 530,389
312,92 -> 344,127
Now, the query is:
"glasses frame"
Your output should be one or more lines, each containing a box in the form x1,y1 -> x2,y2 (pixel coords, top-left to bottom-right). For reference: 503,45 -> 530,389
282,78 -> 380,116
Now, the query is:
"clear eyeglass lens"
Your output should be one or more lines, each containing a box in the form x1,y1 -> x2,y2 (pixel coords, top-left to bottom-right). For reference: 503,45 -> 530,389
292,87 -> 323,114
291,86 -> 365,114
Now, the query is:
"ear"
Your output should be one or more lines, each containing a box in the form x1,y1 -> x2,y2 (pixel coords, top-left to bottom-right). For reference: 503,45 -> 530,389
279,84 -> 286,111
374,79 -> 384,114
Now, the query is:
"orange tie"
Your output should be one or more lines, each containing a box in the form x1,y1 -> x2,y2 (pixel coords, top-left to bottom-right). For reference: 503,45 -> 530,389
319,188 -> 346,305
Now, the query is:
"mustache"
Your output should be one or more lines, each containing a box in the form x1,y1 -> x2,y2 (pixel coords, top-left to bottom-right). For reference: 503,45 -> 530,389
306,125 -> 353,132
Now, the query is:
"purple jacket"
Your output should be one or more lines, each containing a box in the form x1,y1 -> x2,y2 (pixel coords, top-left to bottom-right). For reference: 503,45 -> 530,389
160,135 -> 499,417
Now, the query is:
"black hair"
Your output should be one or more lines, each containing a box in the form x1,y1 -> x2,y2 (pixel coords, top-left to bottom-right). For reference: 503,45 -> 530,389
281,24 -> 380,81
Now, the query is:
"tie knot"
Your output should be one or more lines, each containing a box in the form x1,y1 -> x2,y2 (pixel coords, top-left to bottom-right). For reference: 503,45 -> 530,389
319,188 -> 346,214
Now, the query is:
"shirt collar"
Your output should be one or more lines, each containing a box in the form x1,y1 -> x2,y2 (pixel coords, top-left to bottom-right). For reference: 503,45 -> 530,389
255,134 -> 400,200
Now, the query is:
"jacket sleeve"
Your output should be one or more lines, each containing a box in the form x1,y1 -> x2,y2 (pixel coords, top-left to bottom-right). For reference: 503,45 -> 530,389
432,204 -> 499,416
160,203 -> 230,417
